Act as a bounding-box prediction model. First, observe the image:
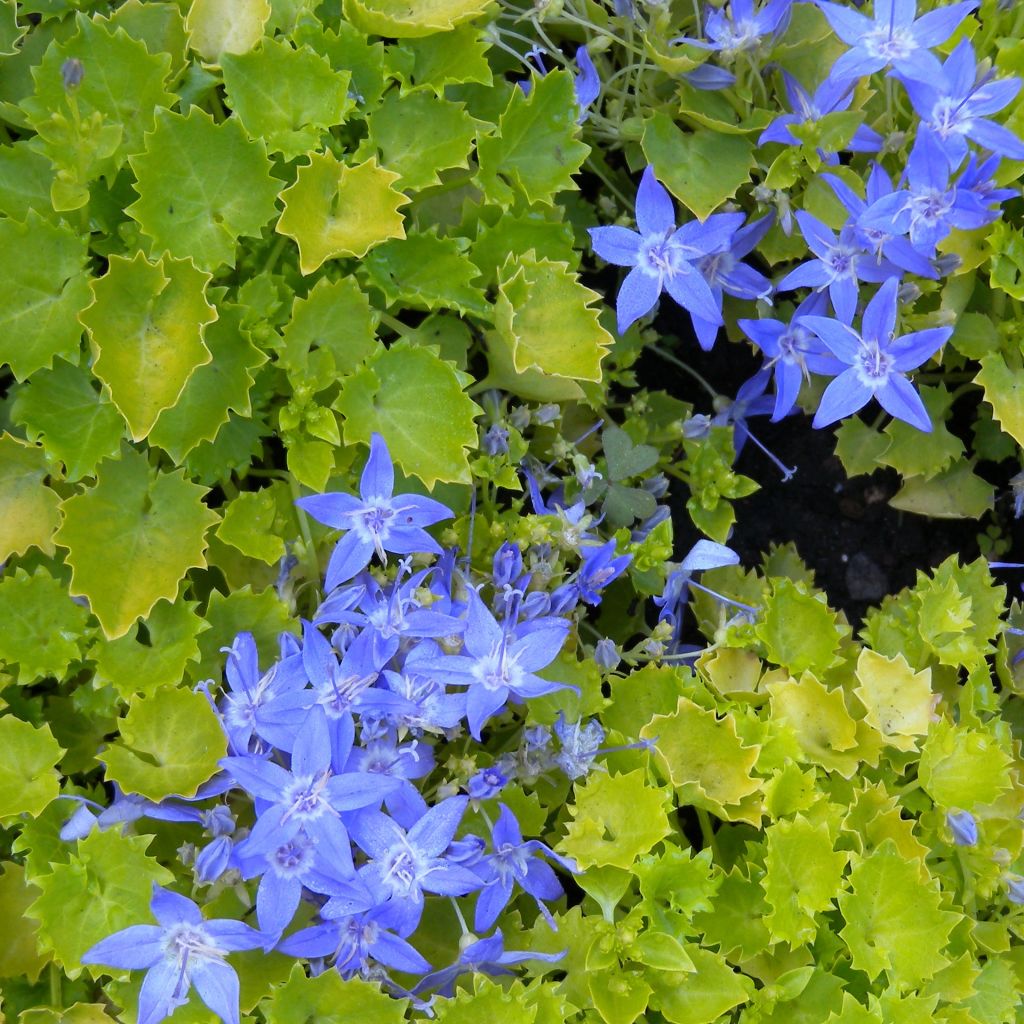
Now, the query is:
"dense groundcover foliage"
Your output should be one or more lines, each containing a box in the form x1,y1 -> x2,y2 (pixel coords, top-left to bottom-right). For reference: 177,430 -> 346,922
3,0 -> 1024,1021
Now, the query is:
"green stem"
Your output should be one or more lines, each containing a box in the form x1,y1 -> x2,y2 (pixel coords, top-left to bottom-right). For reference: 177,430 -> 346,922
378,312 -> 412,338
49,963 -> 62,1010
261,234 -> 288,276
646,343 -> 720,401
288,474 -> 322,601
695,807 -> 719,859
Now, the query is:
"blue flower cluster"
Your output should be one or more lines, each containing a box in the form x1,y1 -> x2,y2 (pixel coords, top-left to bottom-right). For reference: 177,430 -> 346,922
76,435 -> 642,1024
591,0 -> 1024,435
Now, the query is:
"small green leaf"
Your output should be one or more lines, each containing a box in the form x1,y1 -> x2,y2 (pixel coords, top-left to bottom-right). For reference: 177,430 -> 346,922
588,966 -> 651,1024
91,599 -> 207,700
0,210 -> 91,381
642,112 -> 756,220
363,231 -> 486,315
889,458 -> 994,519
27,829 -> 172,976
12,358 -> 126,480
833,417 -> 887,477
217,487 -> 288,565
0,434 -> 61,560
986,220 -> 1024,299
477,70 -> 589,207
56,446 -> 219,639
129,107 -> 280,271
559,769 -> 672,870
277,153 -> 408,274
365,89 -> 477,191
918,717 -> 1013,809
853,649 -> 933,751
103,686 -> 227,800
0,715 -> 64,821
222,37 -> 353,159
766,673 -> 860,775
185,0 -> 270,61
21,14 -> 174,163
763,815 -> 848,947
80,251 -> 216,442
470,207 -> 575,287
493,251 -> 612,382
279,276 -> 379,377
0,864 -> 46,983
0,567 -> 89,684
838,840 -> 958,988
342,0 -> 493,38
335,341 -> 480,487
148,304 -> 267,462
0,140 -> 55,220
976,351 -> 1024,448
876,386 -> 963,479
648,948 -> 753,1024
262,962 -> 406,1024
399,24 -> 493,93
756,578 -> 847,675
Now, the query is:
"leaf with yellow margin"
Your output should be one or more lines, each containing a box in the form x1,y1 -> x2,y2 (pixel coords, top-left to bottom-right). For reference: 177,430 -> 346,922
854,648 -> 933,752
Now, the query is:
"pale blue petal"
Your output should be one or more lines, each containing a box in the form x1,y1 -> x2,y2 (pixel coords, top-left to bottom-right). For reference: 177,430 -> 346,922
888,327 -> 952,372
635,166 -> 675,237
81,926 -> 165,969
588,225 -> 642,267
615,265 -> 661,333
812,369 -> 872,428
876,374 -> 932,431
663,267 -> 722,325
360,433 -> 394,501
911,1 -> 978,48
150,886 -> 203,928
191,959 -> 241,1024
803,315 -> 860,363
137,960 -> 188,1024
862,278 -> 899,344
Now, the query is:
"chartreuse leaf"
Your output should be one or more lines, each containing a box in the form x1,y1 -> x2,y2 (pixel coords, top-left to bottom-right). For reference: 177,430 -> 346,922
0,210 -> 91,380
889,458 -> 994,519
976,351 -> 1024,448
763,815 -> 848,947
222,37 -> 353,159
279,276 -> 378,377
642,112 -> 756,220
12,358 -> 125,480
80,252 -> 216,442
853,649 -> 933,752
103,0 -> 189,73
363,232 -> 486,315
0,140 -> 55,220
877,386 -> 963,479
103,686 -> 227,800
342,0 -> 493,38
0,864 -> 47,982
365,89 -> 477,191
262,962 -> 405,1024
434,979 -> 537,1024
642,696 -> 761,820
494,252 -> 611,382
335,341 -> 480,487
0,568 -> 89,683
399,24 -> 493,93
586,963 -> 651,1024
0,0 -> 21,54
918,717 -> 1013,809
0,716 -> 64,821
185,0 -> 270,61
91,599 -> 207,700
756,578 -> 848,675
0,435 -> 61,560
27,829 -> 172,977
277,153 -> 408,274
559,769 -> 672,870
477,70 -> 589,207
56,446 -> 219,639
647,947 -> 753,1024
148,304 -> 266,462
194,585 -> 298,681
293,20 -> 386,108
838,840 -> 958,988
21,14 -> 173,163
987,220 -> 1024,299
217,487 -> 288,565
129,107 -> 280,271
470,207 -> 576,287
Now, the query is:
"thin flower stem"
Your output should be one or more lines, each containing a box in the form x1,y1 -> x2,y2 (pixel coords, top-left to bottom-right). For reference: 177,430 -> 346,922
379,312 -> 412,337
695,807 -> 719,859
645,343 -> 720,401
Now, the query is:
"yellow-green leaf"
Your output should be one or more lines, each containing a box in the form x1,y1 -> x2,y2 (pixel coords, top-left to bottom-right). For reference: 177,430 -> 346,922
853,649 -> 933,752
185,0 -> 270,61
0,716 -> 64,822
0,434 -> 61,560
342,0 -> 493,38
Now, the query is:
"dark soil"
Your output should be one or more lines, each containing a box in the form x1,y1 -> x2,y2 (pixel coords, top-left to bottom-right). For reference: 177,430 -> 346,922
631,313 -> 1012,626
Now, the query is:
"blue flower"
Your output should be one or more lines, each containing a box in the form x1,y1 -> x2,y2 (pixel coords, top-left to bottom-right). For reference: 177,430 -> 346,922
552,713 -> 605,780
739,291 -> 845,421
588,166 -> 745,334
946,810 -> 978,847
858,132 -> 996,255
673,0 -> 793,59
821,164 -> 939,279
295,433 -> 453,590
519,45 -> 600,122
900,37 -> 1024,169
473,804 -> 576,931
776,209 -> 899,322
573,539 -> 632,605
654,541 -> 742,649
82,886 -> 265,1024
414,928 -> 566,997
759,72 -> 882,153
802,277 -> 952,431
351,796 -> 482,935
816,0 -> 978,83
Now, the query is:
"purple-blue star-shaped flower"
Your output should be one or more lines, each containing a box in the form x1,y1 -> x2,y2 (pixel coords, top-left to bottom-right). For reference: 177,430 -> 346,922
672,0 -> 793,59
858,131 -> 996,255
739,291 -> 844,421
588,166 -> 744,334
802,277 -> 952,431
816,0 -> 978,83
899,37 -> 1024,169
295,433 -> 453,591
776,209 -> 899,322
82,886 -> 265,1024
